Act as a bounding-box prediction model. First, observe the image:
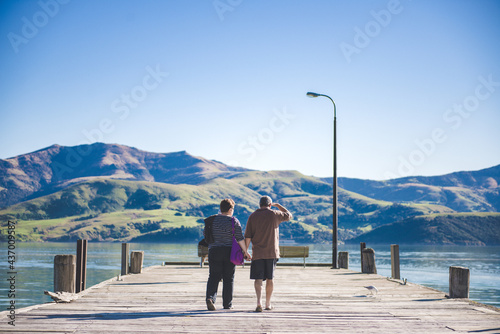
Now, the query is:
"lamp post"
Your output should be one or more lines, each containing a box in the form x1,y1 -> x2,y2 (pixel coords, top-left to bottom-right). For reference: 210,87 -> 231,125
306,92 -> 338,269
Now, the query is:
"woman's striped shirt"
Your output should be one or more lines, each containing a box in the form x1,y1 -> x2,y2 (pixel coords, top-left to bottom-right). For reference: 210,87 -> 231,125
209,214 -> 244,248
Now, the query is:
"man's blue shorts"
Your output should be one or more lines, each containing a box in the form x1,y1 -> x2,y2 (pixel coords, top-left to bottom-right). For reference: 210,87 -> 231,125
250,258 -> 278,281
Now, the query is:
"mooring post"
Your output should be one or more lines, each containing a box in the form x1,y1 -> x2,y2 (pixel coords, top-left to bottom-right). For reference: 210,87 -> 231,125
361,248 -> 377,274
391,244 -> 400,279
76,239 -> 88,293
121,243 -> 130,276
54,255 -> 76,293
449,266 -> 470,298
338,251 -> 349,269
360,242 -> 366,272
130,251 -> 144,274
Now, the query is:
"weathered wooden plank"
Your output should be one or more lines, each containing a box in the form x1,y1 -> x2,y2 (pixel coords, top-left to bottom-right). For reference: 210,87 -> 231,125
1,266 -> 498,333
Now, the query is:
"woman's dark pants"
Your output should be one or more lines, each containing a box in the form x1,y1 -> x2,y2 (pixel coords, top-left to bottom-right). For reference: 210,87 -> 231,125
206,246 -> 235,309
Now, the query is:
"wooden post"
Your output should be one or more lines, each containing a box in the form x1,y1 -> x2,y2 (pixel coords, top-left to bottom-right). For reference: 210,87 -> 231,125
121,243 -> 130,276
130,251 -> 144,274
76,239 -> 88,293
361,248 -> 377,274
360,242 -> 366,272
391,244 -> 400,280
54,255 -> 76,293
449,266 -> 470,298
338,251 -> 349,269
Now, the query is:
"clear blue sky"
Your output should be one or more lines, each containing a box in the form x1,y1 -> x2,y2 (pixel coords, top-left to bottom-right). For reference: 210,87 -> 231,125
1,0 -> 499,180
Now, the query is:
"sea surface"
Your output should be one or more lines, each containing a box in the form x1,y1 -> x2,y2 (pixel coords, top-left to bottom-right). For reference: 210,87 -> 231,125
1,242 -> 499,310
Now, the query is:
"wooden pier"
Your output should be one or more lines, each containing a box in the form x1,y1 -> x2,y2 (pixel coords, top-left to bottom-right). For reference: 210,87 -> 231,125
1,265 -> 499,333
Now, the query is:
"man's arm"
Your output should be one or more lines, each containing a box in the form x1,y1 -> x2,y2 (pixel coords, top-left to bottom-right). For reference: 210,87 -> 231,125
271,203 -> 293,220
238,239 -> 252,261
244,238 -> 252,260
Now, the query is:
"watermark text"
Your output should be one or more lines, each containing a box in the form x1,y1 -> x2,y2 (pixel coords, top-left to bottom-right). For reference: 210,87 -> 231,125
7,0 -> 70,54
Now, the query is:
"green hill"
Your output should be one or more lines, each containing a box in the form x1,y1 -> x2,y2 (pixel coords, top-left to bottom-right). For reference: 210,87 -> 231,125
0,178 -> 246,242
336,165 -> 500,212
0,175 -> 473,243
348,213 -> 500,245
0,143 -> 249,209
1,143 -> 499,244
0,177 -> 327,242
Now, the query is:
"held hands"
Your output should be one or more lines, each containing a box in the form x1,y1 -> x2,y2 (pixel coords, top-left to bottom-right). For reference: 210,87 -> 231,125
244,251 -> 252,261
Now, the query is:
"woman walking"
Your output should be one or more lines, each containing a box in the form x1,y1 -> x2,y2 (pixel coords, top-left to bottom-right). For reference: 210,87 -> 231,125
204,198 -> 251,310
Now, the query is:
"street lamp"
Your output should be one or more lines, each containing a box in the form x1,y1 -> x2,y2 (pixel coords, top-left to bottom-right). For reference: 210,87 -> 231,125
306,91 -> 338,269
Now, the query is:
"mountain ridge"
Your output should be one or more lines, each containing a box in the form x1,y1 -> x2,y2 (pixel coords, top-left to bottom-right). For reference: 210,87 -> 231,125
348,213 -> 500,246
334,165 -> 500,212
3,143 -> 499,210
1,143 -> 499,244
0,143 -> 250,208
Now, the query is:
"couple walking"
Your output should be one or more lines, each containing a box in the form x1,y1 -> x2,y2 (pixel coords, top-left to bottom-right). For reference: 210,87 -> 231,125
204,196 -> 292,312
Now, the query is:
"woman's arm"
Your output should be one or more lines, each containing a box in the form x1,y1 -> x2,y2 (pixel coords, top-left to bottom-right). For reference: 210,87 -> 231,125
238,239 -> 252,261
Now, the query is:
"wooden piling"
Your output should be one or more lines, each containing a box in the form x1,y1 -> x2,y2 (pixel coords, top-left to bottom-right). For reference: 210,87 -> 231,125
338,251 -> 349,269
54,255 -> 76,293
361,248 -> 377,274
391,244 -> 400,279
449,266 -> 470,298
360,242 -> 366,271
121,243 -> 130,275
130,251 -> 144,274
76,239 -> 88,293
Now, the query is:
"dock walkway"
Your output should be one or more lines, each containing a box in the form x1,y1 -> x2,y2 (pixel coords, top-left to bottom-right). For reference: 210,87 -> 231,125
1,265 -> 499,333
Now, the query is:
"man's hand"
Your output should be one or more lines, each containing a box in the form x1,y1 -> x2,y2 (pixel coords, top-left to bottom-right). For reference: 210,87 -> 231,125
271,203 -> 285,211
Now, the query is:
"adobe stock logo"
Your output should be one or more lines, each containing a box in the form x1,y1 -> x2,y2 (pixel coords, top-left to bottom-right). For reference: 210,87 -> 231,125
229,107 -> 295,166
339,0 -> 404,64
384,74 -> 499,180
52,64 -> 169,180
213,0 -> 243,21
80,64 -> 169,144
7,0 -> 70,54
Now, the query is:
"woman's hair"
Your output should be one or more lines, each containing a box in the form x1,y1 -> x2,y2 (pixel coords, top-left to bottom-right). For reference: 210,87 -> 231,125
220,198 -> 235,213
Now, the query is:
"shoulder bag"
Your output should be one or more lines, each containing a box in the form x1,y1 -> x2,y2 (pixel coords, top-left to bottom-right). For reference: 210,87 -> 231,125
230,217 -> 245,265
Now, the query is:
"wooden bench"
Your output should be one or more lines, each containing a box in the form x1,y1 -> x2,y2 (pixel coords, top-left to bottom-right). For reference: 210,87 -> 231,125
198,245 -> 309,267
279,245 -> 309,267
198,245 -> 209,267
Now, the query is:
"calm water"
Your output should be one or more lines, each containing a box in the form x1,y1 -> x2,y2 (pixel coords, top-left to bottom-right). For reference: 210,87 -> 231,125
1,242 -> 499,309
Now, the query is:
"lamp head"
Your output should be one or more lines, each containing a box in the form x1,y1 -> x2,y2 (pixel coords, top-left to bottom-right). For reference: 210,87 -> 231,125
306,92 -> 320,98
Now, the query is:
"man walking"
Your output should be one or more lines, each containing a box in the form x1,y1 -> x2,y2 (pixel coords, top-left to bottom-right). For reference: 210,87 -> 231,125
245,195 -> 292,312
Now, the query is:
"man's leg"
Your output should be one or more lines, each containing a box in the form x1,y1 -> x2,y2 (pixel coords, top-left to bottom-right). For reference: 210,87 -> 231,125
254,279 -> 263,308
265,279 -> 274,309
250,260 -> 266,312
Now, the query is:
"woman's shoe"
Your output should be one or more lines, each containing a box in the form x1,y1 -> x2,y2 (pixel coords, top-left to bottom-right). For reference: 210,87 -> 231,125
206,299 -> 216,311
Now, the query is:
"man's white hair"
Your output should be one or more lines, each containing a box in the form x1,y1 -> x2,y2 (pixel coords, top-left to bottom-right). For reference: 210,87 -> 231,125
259,196 -> 272,207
